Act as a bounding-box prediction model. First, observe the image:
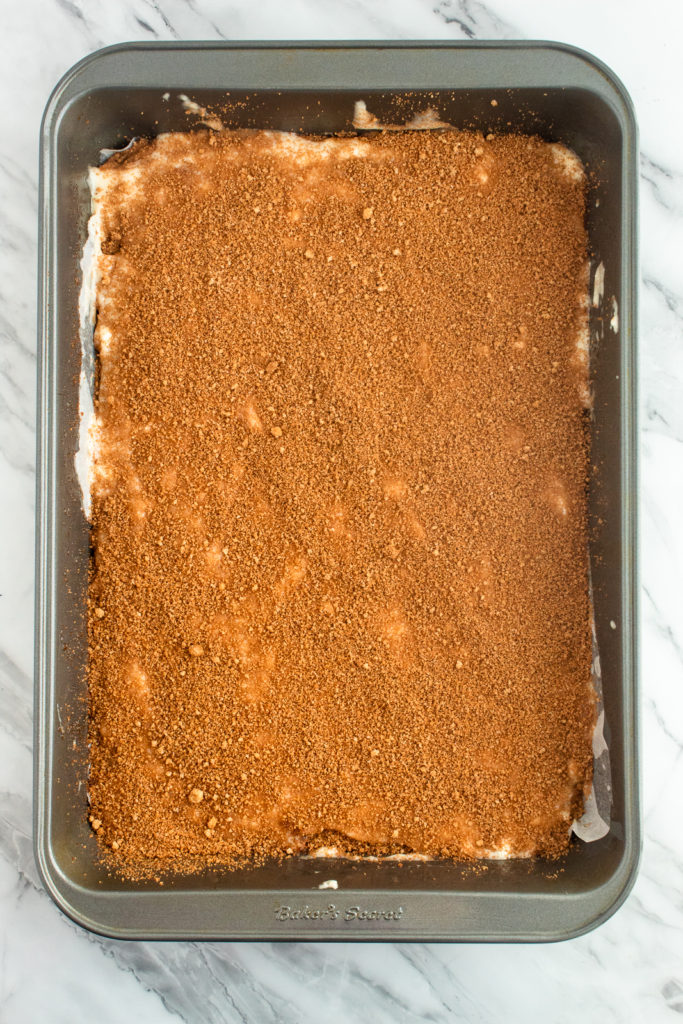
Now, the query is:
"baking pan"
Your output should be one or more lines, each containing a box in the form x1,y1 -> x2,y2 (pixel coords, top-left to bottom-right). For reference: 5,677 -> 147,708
35,41 -> 639,941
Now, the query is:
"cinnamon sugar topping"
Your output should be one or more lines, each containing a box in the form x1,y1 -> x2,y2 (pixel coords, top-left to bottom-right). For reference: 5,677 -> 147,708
86,129 -> 594,874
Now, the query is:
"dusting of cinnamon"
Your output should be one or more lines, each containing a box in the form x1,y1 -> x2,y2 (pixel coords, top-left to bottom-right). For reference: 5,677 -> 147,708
86,129 -> 594,874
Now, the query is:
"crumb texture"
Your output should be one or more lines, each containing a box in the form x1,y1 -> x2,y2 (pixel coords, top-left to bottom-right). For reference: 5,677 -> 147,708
86,129 -> 594,873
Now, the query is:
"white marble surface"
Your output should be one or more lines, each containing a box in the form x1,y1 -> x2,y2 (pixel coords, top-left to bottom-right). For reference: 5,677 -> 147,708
1,0 -> 682,1020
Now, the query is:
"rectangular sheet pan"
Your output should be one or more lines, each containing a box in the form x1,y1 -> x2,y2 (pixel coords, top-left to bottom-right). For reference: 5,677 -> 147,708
35,41 -> 639,941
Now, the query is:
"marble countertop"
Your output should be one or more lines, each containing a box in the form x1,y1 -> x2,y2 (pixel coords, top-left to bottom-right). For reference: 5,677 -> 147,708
1,0 -> 682,1020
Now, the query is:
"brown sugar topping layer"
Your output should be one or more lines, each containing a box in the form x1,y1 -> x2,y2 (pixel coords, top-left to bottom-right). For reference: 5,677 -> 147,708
86,128 -> 595,872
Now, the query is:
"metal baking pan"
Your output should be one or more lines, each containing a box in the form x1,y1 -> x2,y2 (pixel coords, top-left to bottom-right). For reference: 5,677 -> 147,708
35,41 -> 639,941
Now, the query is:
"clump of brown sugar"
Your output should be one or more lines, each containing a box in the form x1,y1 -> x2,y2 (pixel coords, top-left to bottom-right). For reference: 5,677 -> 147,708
86,127 -> 594,874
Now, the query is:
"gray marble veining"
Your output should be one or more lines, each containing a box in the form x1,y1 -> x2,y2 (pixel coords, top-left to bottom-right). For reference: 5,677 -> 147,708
1,1 -> 682,1021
